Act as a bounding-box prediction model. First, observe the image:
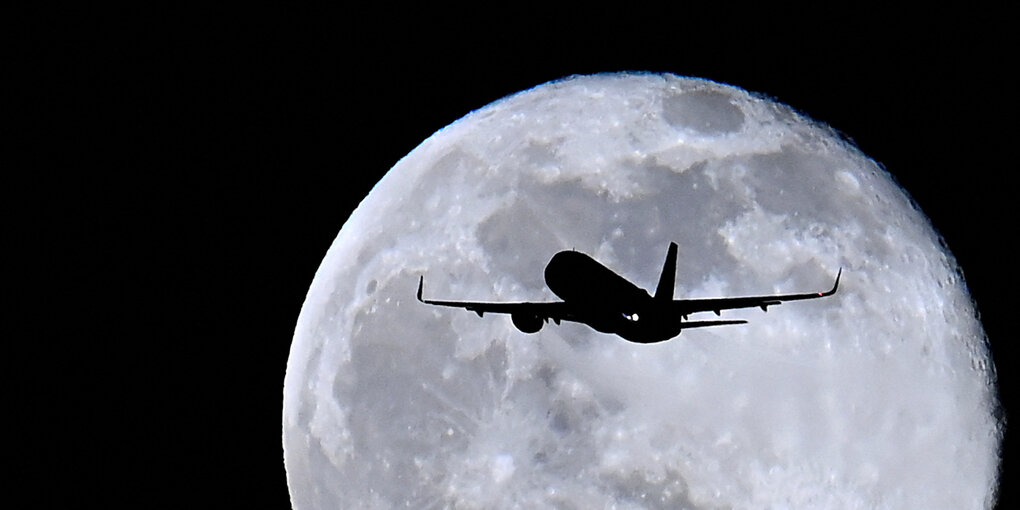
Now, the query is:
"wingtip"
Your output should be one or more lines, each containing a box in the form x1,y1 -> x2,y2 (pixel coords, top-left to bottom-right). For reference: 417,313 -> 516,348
416,275 -> 424,302
816,267 -> 842,297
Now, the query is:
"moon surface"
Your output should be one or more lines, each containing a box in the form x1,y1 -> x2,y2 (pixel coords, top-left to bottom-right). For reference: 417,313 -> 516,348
283,73 -> 1001,509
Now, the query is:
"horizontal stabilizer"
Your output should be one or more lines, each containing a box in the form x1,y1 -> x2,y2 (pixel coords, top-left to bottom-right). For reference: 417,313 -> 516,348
681,319 -> 748,329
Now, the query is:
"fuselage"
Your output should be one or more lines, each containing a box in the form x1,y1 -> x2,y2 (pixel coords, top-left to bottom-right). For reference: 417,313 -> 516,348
544,250 -> 683,343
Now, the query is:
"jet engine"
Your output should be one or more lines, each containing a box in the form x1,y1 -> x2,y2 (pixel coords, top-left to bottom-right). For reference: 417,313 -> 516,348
511,313 -> 543,333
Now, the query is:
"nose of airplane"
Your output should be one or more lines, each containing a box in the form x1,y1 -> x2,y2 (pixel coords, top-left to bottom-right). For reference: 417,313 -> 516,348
545,249 -> 652,305
545,250 -> 588,272
544,250 -> 590,297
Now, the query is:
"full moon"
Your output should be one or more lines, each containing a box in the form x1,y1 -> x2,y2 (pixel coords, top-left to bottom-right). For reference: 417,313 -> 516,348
283,74 -> 1001,508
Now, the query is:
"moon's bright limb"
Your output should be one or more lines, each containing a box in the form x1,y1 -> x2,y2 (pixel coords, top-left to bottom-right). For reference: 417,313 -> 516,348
283,74 -> 1001,509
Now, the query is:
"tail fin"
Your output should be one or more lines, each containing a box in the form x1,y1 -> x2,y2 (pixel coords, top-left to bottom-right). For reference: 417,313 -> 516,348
654,242 -> 678,301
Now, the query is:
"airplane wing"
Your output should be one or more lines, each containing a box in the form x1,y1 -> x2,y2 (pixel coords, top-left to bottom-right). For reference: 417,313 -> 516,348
416,276 -> 573,321
675,268 -> 841,316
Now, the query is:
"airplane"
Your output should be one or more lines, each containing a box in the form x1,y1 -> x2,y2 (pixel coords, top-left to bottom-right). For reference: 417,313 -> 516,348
417,242 -> 840,344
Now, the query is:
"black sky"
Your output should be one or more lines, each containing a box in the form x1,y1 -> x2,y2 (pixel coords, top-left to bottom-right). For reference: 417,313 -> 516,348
19,7 -> 1014,508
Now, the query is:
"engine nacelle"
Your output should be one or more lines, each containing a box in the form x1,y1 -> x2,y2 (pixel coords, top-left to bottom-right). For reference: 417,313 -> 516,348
511,313 -> 543,334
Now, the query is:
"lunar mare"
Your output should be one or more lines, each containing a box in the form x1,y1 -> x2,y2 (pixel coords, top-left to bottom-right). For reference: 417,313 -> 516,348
283,74 -> 1001,509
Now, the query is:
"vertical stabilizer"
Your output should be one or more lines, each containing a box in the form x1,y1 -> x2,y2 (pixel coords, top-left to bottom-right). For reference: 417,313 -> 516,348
654,242 -> 678,301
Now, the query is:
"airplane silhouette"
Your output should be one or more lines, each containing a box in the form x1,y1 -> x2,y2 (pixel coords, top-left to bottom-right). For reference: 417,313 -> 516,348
417,242 -> 840,343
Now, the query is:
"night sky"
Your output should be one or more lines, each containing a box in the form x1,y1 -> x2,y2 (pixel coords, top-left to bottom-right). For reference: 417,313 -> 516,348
19,7 -> 1012,508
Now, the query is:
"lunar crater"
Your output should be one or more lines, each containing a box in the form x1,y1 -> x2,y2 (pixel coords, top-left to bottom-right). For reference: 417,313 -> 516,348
663,89 -> 746,136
